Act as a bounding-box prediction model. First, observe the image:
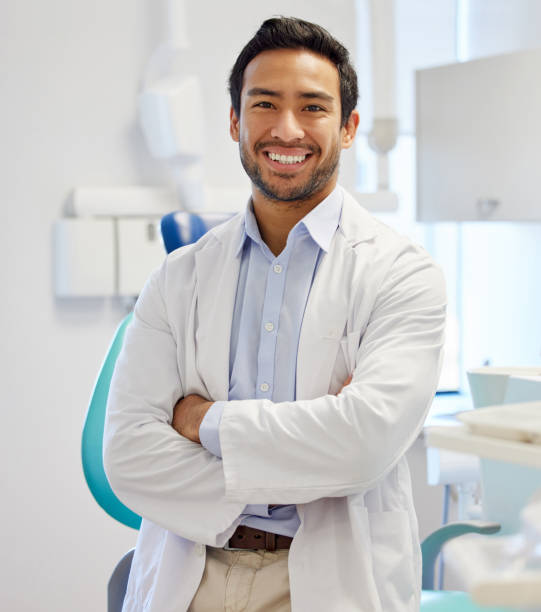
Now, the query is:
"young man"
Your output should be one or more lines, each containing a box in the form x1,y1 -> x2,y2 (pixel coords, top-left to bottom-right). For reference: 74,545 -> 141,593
104,17 -> 446,612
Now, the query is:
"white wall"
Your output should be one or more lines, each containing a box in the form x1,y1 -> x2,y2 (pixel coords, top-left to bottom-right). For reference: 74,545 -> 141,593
1,2 -> 166,610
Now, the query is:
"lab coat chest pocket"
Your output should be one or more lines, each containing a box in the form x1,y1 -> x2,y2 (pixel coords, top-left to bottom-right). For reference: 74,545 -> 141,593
368,510 -> 415,611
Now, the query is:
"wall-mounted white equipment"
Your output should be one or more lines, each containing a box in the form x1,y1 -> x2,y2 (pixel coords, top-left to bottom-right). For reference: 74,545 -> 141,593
364,0 -> 399,212
54,187 -> 175,298
416,47 -> 541,222
367,0 -> 398,188
138,75 -> 204,160
137,0 -> 205,211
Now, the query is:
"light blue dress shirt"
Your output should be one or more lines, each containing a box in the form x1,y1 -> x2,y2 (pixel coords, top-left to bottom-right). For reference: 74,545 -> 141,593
199,186 -> 343,537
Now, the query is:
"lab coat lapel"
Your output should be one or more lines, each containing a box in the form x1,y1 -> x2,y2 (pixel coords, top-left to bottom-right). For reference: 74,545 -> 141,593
194,220 -> 243,402
296,236 -> 350,400
297,191 -> 378,400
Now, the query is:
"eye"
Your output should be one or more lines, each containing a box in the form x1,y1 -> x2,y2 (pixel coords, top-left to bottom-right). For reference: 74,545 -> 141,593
305,104 -> 325,112
254,101 -> 273,109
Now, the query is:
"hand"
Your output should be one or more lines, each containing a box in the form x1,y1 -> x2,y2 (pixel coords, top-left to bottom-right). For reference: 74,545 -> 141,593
172,394 -> 213,443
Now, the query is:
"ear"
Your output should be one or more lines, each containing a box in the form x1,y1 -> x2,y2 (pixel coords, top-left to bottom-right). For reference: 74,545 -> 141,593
230,107 -> 240,142
341,109 -> 360,150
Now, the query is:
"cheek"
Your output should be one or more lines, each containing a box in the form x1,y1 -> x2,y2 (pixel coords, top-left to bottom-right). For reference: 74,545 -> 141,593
315,131 -> 339,155
242,113 -> 274,141
308,120 -> 341,146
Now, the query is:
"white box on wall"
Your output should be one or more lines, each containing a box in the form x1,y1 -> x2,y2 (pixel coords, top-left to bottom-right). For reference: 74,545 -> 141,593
54,216 -> 166,297
54,219 -> 115,296
117,218 -> 166,296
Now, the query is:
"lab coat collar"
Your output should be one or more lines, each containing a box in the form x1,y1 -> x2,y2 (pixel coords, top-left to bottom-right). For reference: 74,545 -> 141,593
337,187 -> 380,247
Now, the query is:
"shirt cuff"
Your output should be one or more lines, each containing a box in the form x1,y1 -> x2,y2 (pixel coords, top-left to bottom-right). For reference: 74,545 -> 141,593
243,504 -> 271,517
199,401 -> 224,458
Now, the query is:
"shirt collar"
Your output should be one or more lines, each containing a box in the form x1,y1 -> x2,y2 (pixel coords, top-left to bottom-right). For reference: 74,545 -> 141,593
235,185 -> 343,256
297,185 -> 343,252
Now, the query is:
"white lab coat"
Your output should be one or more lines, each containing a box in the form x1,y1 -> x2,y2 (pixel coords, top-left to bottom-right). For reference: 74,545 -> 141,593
104,188 -> 446,612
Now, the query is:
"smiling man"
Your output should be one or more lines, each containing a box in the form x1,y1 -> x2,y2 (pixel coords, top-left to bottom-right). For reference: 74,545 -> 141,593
104,17 -> 446,612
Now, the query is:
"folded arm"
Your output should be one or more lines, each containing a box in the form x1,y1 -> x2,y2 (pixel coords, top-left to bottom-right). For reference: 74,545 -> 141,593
103,265 -> 245,544
215,248 -> 447,505
104,244 -> 446,530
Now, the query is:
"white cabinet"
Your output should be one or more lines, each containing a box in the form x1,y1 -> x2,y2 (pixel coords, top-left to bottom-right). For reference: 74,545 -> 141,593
54,217 -> 165,297
416,47 -> 541,222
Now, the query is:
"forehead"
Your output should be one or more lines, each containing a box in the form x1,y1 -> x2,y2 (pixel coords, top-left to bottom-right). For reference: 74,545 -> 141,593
241,48 -> 340,100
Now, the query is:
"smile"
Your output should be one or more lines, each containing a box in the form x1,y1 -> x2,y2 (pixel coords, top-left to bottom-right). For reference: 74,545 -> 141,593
262,149 -> 313,171
267,152 -> 307,165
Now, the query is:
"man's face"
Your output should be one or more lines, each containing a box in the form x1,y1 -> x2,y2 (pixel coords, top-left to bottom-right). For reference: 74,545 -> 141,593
230,48 -> 358,204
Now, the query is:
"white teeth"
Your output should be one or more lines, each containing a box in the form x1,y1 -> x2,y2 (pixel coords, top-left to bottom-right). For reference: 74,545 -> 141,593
268,152 -> 307,164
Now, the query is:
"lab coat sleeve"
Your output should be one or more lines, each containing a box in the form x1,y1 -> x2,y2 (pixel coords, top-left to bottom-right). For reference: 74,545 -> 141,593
219,245 -> 447,504
103,263 -> 245,544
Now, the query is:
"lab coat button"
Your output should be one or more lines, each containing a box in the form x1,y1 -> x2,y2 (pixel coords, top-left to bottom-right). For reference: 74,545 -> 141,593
264,322 -> 274,332
260,382 -> 270,392
273,264 -> 282,273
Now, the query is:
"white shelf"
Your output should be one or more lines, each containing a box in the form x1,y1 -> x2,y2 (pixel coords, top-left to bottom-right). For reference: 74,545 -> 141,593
471,571 -> 541,608
425,425 -> 541,469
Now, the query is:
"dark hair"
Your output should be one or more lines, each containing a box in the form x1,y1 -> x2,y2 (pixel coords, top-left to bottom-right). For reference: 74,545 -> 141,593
228,17 -> 359,127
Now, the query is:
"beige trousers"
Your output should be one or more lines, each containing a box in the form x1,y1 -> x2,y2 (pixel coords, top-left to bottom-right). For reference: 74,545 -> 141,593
187,546 -> 291,612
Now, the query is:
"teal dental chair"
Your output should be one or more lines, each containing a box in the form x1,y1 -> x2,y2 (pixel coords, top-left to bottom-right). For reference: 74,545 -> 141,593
83,212 -> 513,612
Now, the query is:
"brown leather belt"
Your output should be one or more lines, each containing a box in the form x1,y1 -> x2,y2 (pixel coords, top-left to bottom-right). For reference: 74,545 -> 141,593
227,525 -> 293,551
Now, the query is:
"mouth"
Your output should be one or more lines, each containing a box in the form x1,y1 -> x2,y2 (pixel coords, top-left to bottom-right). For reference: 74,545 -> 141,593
261,148 -> 313,172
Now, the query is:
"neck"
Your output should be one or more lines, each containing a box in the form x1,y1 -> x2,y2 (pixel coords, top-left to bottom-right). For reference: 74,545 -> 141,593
251,181 -> 336,256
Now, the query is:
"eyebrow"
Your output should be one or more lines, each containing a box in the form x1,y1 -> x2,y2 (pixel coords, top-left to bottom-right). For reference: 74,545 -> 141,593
246,87 -> 335,104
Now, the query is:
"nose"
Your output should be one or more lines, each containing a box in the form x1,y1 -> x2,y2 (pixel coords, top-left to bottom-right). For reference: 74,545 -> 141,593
270,110 -> 305,141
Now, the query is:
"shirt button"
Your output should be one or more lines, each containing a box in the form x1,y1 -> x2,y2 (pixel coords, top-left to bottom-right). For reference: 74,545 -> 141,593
260,383 -> 270,392
273,264 -> 282,273
264,322 -> 274,332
